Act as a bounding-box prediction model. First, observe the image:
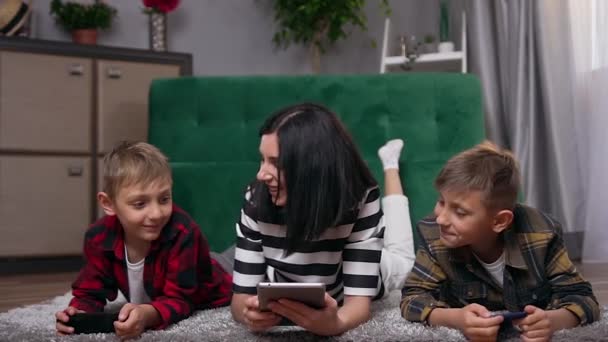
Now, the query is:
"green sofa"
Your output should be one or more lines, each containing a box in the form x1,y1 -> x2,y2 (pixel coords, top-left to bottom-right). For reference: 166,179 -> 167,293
148,73 -> 485,252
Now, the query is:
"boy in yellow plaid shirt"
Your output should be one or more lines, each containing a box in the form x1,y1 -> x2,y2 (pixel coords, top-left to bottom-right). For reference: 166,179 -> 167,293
401,141 -> 599,341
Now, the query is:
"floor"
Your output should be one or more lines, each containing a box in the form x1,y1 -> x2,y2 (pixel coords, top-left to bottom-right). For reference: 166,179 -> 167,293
0,271 -> 78,313
0,264 -> 607,313
577,263 -> 608,305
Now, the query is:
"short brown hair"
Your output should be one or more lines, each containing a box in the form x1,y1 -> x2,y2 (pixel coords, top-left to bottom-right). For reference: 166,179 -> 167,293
435,140 -> 520,210
102,141 -> 172,199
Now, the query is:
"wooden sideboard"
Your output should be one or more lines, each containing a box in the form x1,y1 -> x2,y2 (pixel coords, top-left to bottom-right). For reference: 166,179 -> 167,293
0,37 -> 192,258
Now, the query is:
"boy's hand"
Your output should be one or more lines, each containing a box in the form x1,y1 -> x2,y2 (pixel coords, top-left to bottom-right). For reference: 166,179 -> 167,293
268,292 -> 342,336
515,305 -> 552,342
55,306 -> 84,335
114,303 -> 147,340
242,295 -> 282,332
458,303 -> 504,342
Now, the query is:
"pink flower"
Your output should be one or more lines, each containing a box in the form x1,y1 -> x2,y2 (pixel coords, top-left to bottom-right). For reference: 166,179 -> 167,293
143,0 -> 180,14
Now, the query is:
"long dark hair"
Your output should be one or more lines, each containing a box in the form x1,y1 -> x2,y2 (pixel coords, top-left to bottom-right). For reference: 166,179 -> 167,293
251,103 -> 377,253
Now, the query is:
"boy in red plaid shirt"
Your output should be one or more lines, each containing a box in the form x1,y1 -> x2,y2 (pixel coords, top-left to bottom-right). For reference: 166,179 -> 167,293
55,141 -> 232,339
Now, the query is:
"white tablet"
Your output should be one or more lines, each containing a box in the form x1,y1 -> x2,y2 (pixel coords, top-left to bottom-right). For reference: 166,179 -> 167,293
257,282 -> 326,311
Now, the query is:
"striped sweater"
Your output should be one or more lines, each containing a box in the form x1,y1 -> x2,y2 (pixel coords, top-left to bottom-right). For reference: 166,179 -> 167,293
232,187 -> 385,303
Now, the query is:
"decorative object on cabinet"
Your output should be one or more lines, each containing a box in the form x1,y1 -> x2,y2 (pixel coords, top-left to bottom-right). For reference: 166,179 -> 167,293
379,10 -> 467,73
142,0 -> 181,52
269,0 -> 391,74
0,37 -> 191,261
422,34 -> 437,54
396,34 -> 421,71
438,0 -> 454,53
148,12 -> 167,51
49,0 -> 117,45
0,0 -> 31,36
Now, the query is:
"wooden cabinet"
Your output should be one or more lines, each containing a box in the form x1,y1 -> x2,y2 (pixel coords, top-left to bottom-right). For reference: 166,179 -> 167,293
0,52 -> 92,152
0,156 -> 91,256
0,38 -> 191,257
97,60 -> 180,153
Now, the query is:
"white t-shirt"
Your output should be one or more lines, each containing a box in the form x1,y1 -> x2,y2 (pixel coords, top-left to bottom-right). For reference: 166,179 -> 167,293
475,251 -> 505,287
125,244 -> 151,304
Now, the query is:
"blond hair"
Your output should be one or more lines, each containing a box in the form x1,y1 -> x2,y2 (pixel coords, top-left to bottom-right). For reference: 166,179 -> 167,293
102,141 -> 172,199
435,140 -> 520,210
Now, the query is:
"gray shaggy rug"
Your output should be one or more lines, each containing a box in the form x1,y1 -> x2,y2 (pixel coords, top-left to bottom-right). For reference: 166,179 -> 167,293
0,290 -> 606,341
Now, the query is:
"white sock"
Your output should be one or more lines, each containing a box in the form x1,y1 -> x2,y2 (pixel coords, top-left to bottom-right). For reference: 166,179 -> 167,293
378,139 -> 404,170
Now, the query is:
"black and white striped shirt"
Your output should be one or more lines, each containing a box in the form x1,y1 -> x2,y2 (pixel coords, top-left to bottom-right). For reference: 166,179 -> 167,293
232,187 -> 385,303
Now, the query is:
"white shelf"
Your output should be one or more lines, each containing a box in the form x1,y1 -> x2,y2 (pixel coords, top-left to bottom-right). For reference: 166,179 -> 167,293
383,51 -> 464,66
380,11 -> 467,74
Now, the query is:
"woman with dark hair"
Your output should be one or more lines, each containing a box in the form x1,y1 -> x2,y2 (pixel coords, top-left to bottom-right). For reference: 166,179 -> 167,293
230,103 -> 414,335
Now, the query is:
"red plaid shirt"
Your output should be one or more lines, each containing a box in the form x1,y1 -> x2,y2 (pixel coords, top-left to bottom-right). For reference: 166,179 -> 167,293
69,205 -> 232,329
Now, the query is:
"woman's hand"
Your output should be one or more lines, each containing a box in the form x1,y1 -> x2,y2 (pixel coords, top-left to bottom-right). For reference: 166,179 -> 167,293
268,292 -> 344,336
241,295 -> 282,332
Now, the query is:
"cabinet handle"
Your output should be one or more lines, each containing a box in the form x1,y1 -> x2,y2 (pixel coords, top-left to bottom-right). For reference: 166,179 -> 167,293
107,67 -> 123,79
67,165 -> 83,177
68,63 -> 84,76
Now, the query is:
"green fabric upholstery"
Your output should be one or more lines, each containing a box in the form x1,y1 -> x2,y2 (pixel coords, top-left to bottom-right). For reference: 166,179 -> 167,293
149,73 -> 485,252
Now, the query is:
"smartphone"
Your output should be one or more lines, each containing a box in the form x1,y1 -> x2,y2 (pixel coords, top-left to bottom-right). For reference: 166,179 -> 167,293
257,282 -> 326,311
491,311 -> 528,321
63,312 -> 119,334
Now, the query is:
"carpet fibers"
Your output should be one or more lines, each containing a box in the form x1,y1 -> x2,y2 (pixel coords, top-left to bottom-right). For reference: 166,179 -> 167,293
1,291 -> 606,341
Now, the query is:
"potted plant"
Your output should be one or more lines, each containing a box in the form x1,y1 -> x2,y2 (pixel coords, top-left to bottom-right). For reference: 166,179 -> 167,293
49,0 -> 117,45
422,34 -> 437,54
271,0 -> 391,73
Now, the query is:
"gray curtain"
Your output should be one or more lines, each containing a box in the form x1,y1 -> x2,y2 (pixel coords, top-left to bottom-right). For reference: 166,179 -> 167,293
466,1 -> 585,248
583,67 -> 608,262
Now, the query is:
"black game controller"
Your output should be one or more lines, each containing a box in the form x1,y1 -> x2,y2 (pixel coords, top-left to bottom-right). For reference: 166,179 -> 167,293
491,310 -> 528,321
62,312 -> 119,334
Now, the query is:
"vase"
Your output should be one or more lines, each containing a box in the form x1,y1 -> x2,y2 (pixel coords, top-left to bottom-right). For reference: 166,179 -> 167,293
438,41 -> 454,53
149,12 -> 167,52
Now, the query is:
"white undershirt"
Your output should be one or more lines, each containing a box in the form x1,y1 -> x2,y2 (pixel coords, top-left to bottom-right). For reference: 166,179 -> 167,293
474,252 -> 505,287
125,244 -> 151,304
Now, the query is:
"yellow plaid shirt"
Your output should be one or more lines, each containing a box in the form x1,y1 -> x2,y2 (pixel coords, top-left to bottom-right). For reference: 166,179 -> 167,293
401,204 -> 600,325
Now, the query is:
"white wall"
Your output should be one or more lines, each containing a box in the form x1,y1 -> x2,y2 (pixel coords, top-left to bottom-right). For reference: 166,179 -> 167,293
31,0 -> 445,75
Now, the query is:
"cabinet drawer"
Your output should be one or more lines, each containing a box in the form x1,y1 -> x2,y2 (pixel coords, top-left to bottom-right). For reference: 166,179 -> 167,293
0,51 -> 92,152
97,60 -> 180,153
0,156 -> 91,256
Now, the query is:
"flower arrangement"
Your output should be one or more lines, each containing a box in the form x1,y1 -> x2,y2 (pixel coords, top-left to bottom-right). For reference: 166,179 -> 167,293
142,0 -> 180,14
